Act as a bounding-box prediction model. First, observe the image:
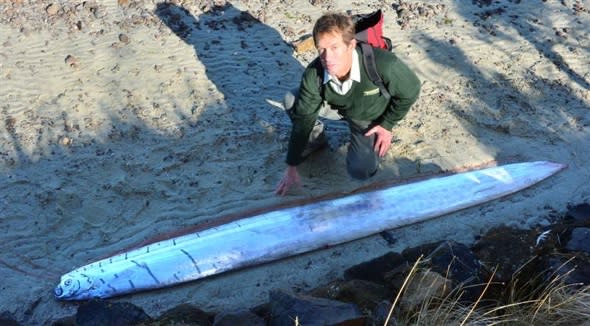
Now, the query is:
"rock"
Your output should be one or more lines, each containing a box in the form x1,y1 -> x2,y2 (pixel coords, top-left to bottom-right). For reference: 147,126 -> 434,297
399,270 -> 452,312
544,253 -> 590,286
428,241 -> 481,282
425,241 -> 484,302
0,311 -> 20,326
310,279 -> 391,311
565,227 -> 590,253
64,55 -> 78,68
371,300 -> 395,326
119,33 -> 130,44
118,0 -> 130,6
75,300 -> 151,326
144,303 -> 212,325
46,4 -> 59,16
213,309 -> 265,326
401,241 -> 443,263
61,136 -> 72,146
472,226 -> 538,282
566,203 -> 590,222
292,36 -> 315,54
49,315 -> 75,326
269,289 -> 365,326
344,251 -> 405,284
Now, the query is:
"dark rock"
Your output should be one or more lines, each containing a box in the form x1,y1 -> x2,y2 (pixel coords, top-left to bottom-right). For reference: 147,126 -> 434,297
310,279 -> 391,311
566,203 -> 590,222
269,289 -> 365,326
75,300 -> 151,326
427,241 -> 482,283
148,304 -> 213,325
64,55 -> 78,68
544,253 -> 590,286
51,315 -> 75,326
118,33 -> 130,44
401,241 -> 443,263
343,251 -> 405,284
383,262 -> 414,291
565,228 -> 590,253
0,311 -> 20,326
472,226 -> 538,282
371,300 -> 395,326
250,303 -> 270,323
425,241 -> 484,302
213,309 -> 265,326
398,270 -> 452,312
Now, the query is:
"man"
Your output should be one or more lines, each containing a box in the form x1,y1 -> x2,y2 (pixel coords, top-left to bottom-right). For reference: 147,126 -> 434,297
276,12 -> 421,196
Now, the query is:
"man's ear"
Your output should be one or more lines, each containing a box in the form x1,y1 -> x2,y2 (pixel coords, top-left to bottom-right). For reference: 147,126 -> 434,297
349,39 -> 357,49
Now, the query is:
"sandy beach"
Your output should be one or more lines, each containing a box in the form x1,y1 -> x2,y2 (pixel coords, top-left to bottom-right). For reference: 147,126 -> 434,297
0,0 -> 588,324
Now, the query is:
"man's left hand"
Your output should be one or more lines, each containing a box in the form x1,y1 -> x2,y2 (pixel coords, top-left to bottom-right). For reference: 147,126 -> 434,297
365,125 -> 393,157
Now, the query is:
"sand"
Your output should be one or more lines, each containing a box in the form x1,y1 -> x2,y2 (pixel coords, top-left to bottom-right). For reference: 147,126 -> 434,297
0,0 -> 588,324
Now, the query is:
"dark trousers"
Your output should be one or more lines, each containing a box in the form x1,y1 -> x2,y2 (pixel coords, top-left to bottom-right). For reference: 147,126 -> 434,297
284,89 -> 379,180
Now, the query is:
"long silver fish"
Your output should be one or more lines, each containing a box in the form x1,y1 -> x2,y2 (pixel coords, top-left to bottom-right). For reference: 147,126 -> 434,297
54,161 -> 565,300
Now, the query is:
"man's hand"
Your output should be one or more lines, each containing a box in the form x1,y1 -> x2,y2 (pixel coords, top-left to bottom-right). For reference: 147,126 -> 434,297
365,125 -> 393,157
275,165 -> 301,196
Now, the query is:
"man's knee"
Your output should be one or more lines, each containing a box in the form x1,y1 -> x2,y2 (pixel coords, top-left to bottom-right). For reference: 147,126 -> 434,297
347,155 -> 378,180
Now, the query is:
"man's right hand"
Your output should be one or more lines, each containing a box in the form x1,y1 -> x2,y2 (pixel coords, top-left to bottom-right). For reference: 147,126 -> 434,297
275,165 -> 301,196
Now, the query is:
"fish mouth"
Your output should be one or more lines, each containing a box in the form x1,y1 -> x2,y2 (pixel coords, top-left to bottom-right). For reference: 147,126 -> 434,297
54,286 -> 64,298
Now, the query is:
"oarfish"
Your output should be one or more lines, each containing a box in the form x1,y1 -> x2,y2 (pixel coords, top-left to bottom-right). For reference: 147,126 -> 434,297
54,161 -> 565,300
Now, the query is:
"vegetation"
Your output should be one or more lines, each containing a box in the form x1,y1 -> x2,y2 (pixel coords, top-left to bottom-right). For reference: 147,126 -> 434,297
384,257 -> 590,325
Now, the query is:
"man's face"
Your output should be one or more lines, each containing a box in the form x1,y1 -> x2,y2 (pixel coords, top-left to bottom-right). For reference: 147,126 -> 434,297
316,31 -> 356,80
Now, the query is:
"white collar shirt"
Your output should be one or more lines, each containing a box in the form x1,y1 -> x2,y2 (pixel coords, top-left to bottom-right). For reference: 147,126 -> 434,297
323,49 -> 361,95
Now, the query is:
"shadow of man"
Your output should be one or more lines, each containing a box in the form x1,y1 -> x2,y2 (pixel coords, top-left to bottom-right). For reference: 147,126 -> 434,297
155,2 -> 304,131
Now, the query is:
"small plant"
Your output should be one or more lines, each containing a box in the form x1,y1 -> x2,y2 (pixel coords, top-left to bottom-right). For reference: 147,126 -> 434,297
383,257 -> 590,325
443,16 -> 454,25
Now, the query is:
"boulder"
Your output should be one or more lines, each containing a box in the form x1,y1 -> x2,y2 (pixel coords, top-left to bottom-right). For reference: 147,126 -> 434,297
269,289 -> 365,326
310,279 -> 391,311
472,226 -> 538,282
565,227 -> 590,254
213,309 -> 265,326
75,300 -> 151,326
149,304 -> 213,325
343,251 -> 405,284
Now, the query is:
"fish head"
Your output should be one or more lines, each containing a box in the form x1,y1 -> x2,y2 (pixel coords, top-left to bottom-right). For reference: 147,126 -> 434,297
54,272 -> 101,300
54,276 -> 82,300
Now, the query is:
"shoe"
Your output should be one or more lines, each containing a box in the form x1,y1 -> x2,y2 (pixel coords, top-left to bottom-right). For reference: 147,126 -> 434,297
301,130 -> 328,158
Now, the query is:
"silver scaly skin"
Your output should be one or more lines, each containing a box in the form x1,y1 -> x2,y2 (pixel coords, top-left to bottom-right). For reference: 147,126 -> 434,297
54,161 -> 566,300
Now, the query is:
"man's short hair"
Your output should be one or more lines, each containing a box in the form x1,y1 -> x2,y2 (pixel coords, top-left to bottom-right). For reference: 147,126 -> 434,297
313,13 -> 355,46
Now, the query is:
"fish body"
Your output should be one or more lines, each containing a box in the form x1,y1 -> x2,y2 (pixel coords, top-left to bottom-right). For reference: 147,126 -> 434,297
54,161 -> 566,300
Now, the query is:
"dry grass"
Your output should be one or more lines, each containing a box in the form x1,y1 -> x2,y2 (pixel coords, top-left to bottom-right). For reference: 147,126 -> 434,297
384,257 -> 590,326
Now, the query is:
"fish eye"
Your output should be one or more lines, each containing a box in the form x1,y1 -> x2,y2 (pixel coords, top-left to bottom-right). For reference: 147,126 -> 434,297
65,279 -> 72,286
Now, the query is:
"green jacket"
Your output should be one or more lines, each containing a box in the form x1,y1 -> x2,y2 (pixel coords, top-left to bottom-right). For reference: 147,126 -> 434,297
286,46 -> 421,166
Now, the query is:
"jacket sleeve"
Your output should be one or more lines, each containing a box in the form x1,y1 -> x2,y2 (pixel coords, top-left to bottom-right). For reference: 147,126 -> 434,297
379,55 -> 421,130
286,61 -> 324,166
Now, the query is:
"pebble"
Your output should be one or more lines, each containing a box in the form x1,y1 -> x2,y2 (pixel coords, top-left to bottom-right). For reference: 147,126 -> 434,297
61,136 -> 72,146
46,4 -> 59,16
119,33 -> 130,44
64,55 -> 78,68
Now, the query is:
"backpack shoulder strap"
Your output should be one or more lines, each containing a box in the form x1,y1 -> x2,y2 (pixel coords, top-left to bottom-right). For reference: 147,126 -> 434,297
359,43 -> 391,101
313,59 -> 326,99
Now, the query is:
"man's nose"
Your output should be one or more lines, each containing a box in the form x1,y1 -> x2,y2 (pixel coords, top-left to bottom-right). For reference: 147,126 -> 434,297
321,50 -> 333,62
